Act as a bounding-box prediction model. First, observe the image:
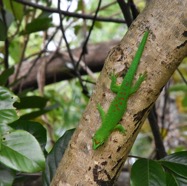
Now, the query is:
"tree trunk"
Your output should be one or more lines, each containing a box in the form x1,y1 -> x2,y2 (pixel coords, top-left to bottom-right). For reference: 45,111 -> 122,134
51,0 -> 187,185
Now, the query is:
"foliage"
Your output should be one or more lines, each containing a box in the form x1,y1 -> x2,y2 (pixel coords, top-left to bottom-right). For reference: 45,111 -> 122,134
0,0 -> 186,185
43,128 -> 75,186
131,151 -> 187,186
43,80 -> 89,140
0,85 -> 47,184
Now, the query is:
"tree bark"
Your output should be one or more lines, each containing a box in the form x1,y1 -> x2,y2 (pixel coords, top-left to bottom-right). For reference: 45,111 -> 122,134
51,0 -> 187,185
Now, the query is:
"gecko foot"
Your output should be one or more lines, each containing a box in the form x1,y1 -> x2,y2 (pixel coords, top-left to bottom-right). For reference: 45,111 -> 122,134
114,124 -> 126,133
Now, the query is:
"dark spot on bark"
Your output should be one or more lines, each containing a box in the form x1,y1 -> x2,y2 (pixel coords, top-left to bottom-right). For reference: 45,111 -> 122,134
113,139 -> 118,143
176,40 -> 187,49
108,155 -> 112,159
183,31 -> 187,37
132,125 -> 140,136
88,166 -> 91,171
101,161 -> 108,166
133,103 -> 153,123
93,164 -> 113,185
111,157 -> 123,171
160,86 -> 164,93
116,146 -> 121,152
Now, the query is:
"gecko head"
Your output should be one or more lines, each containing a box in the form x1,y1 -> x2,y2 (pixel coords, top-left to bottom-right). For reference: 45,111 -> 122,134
92,134 -> 105,150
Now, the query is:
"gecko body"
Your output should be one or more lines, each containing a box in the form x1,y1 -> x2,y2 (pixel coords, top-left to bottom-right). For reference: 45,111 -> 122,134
92,31 -> 149,150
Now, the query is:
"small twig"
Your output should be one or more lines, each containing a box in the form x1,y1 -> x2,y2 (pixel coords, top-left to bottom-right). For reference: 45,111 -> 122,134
15,27 -> 59,92
76,0 -> 102,69
14,36 -> 29,81
160,83 -> 170,135
13,0 -> 126,24
90,1 -> 116,14
177,68 -> 187,84
57,0 -> 75,66
57,0 -> 90,96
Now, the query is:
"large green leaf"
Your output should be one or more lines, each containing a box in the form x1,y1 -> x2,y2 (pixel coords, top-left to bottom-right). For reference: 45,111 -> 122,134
130,159 -> 166,186
0,86 -> 19,131
43,129 -> 75,186
160,162 -> 187,179
0,163 -> 15,186
0,130 -> 45,173
0,67 -> 14,86
174,174 -> 187,185
166,173 -> 178,186
9,120 -> 47,150
161,151 -> 187,165
160,151 -> 187,179
14,96 -> 48,109
0,86 -> 18,110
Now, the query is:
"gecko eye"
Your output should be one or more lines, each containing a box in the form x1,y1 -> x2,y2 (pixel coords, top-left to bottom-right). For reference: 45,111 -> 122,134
93,139 -> 104,150
95,140 -> 100,145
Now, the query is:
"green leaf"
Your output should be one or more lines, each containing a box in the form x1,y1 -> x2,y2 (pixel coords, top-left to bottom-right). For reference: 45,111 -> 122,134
160,151 -> 187,179
0,86 -> 18,110
130,159 -> 166,186
174,174 -> 187,185
14,96 -> 48,109
0,110 -> 18,132
9,120 -> 47,150
169,84 -> 187,92
161,162 -> 187,179
43,129 -> 75,186
95,21 -> 102,29
0,86 -> 19,130
0,164 -> 15,186
3,0 -> 24,21
20,12 -> 52,35
0,19 -> 7,41
0,67 -> 14,86
0,130 -> 45,172
161,151 -> 187,165
9,39 -> 22,63
20,104 -> 59,120
74,25 -> 81,35
182,96 -> 187,107
166,173 -> 178,186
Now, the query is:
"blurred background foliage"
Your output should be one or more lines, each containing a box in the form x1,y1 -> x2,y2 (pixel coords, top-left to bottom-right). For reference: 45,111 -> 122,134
0,0 -> 187,185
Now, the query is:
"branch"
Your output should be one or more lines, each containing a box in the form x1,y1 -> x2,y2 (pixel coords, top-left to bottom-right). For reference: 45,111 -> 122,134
117,0 -> 132,27
148,106 -> 167,159
13,0 -> 126,24
9,40 -> 119,93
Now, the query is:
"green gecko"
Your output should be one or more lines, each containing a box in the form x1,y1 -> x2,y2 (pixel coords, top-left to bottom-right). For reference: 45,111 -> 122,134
92,31 -> 149,150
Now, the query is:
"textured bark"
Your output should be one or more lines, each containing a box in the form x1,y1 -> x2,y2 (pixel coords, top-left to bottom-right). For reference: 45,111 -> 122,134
51,0 -> 187,185
9,40 -> 118,93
